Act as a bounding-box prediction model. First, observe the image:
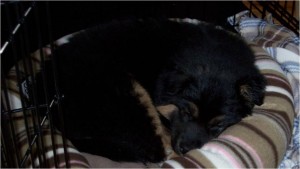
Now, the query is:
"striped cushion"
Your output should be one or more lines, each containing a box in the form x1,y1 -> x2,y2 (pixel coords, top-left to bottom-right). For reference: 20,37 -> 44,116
231,11 -> 299,168
162,42 -> 295,168
163,14 -> 299,169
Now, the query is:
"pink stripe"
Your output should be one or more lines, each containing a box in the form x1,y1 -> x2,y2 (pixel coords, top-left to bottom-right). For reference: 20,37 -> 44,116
219,135 -> 263,168
204,142 -> 242,168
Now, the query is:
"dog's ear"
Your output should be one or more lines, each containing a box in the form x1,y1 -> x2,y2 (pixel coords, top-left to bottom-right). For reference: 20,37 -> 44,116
237,73 -> 266,106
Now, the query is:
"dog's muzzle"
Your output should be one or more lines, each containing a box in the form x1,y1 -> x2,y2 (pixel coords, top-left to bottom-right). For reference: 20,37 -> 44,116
171,121 -> 209,154
157,103 -> 210,155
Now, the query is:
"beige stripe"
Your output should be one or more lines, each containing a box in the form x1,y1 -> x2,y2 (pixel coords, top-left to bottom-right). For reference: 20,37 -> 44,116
261,70 -> 289,82
184,154 -> 205,168
186,149 -> 216,168
226,139 -> 258,168
244,112 -> 289,166
161,162 -> 174,168
254,109 -> 292,141
221,115 -> 287,168
170,156 -> 200,168
265,76 -> 293,94
32,152 -> 89,168
239,121 -> 279,166
256,108 -> 292,131
263,93 -> 295,117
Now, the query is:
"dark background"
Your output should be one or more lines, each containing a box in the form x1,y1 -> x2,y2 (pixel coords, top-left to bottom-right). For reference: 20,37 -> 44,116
46,1 -> 246,38
2,1 -> 247,74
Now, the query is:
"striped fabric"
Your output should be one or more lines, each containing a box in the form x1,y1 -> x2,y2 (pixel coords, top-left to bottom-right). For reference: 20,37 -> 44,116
162,14 -> 299,168
162,42 -> 295,168
230,11 -> 299,169
3,36 -> 90,168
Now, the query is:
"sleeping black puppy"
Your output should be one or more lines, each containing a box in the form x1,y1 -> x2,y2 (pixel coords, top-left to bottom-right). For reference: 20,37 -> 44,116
37,18 -> 266,163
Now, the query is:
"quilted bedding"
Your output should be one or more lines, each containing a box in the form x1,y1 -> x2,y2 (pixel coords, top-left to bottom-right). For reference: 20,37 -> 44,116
3,11 -> 299,168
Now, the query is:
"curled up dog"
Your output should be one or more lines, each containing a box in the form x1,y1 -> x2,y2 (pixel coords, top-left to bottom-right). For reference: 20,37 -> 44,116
37,18 -> 266,163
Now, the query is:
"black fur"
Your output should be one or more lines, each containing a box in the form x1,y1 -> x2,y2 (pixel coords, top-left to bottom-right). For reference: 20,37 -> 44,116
37,18 -> 266,162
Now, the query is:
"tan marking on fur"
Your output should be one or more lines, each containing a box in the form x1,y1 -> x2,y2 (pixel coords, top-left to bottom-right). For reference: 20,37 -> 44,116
188,101 -> 199,118
156,104 -> 178,120
132,81 -> 174,159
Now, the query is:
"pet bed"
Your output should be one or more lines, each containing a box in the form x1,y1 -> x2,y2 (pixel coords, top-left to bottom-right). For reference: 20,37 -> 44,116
2,12 -> 299,168
162,12 -> 299,169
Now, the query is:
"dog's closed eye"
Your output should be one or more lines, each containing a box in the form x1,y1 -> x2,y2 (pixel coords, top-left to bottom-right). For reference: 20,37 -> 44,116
166,86 -> 180,95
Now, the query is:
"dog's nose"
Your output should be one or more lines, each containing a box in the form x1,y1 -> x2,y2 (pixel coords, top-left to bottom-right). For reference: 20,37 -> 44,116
178,142 -> 195,154
175,139 -> 204,154
172,123 -> 209,155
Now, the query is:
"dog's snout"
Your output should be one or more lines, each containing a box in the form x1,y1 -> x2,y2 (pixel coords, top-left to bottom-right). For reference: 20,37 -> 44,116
179,143 -> 191,154
178,140 -> 201,154
172,122 -> 209,155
